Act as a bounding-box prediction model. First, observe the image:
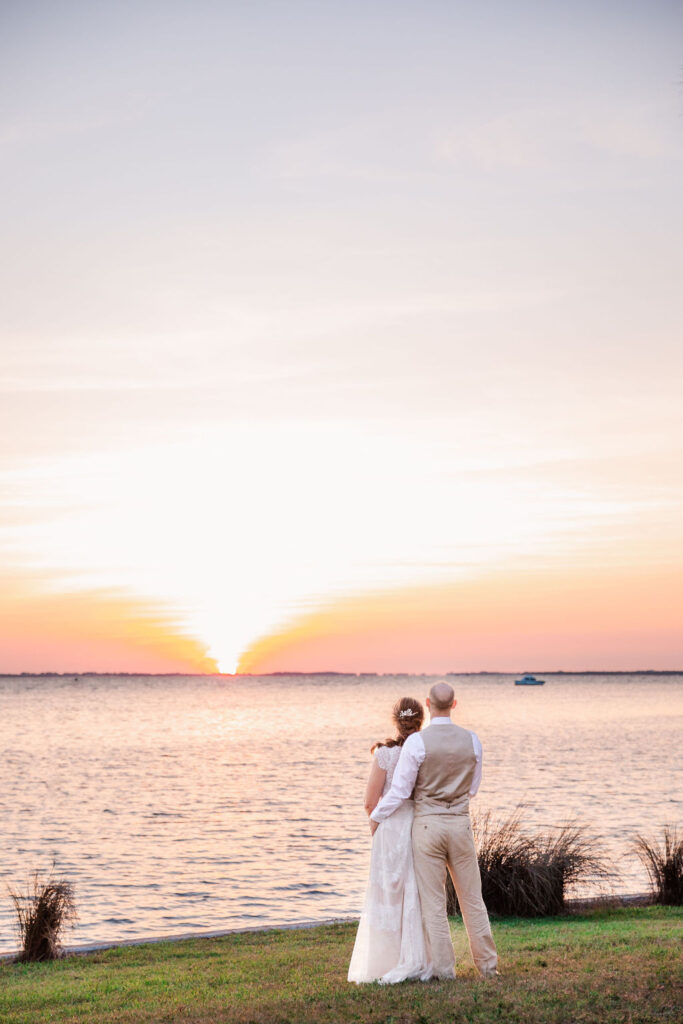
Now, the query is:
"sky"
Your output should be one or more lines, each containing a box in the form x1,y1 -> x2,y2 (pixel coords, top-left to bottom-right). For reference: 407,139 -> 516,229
1,0 -> 682,674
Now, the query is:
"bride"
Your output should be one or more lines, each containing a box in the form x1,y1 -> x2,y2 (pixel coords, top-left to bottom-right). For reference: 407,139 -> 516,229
348,696 -> 433,984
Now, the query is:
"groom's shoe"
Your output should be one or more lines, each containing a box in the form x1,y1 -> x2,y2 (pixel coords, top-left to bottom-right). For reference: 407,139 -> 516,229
481,968 -> 501,981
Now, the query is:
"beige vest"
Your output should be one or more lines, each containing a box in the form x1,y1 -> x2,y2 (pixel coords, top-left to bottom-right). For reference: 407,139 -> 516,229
413,721 -> 477,817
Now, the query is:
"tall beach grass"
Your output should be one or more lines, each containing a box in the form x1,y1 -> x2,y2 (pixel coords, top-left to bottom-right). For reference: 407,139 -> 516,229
447,806 -> 612,916
8,869 -> 77,962
632,825 -> 683,905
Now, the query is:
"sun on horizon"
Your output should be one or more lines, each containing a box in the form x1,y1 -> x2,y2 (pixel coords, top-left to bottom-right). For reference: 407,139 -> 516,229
1,2 -> 682,677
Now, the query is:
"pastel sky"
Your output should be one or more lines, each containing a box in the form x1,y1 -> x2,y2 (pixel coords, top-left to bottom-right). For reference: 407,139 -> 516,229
1,1 -> 682,674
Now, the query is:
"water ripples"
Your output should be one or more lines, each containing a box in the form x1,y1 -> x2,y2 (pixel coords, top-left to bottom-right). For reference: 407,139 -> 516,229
0,672 -> 681,952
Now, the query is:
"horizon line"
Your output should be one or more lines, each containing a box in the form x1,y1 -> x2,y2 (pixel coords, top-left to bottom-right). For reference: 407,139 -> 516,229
1,669 -> 681,678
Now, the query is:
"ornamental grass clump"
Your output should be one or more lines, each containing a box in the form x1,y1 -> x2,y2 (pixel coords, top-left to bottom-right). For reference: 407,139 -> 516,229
447,806 -> 611,917
632,826 -> 683,905
9,869 -> 77,962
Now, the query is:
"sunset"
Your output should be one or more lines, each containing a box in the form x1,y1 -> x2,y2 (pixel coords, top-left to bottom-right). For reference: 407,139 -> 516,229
1,3 -> 681,1019
2,3 -> 682,676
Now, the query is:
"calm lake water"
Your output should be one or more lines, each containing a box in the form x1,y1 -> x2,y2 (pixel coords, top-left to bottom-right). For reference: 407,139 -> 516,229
0,672 -> 681,952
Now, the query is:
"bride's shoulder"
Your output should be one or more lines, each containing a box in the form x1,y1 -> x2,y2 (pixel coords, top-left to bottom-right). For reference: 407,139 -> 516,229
374,743 -> 400,771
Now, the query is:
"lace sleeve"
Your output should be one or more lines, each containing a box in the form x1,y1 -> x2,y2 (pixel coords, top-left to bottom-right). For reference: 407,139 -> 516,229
374,745 -> 392,772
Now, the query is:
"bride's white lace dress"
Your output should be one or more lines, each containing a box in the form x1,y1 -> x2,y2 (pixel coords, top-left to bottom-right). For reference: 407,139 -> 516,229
348,744 -> 433,984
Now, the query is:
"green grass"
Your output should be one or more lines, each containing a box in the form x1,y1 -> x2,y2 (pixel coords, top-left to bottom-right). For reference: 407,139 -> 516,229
1,907 -> 681,1024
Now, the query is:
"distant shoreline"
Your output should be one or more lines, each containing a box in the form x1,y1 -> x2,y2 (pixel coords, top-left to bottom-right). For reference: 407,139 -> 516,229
2,670 -> 682,679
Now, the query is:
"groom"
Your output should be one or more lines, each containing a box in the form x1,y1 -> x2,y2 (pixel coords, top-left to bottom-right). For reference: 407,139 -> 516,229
369,681 -> 498,980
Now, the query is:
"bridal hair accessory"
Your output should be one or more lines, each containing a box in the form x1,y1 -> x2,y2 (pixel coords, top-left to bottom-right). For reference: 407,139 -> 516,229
398,709 -> 416,718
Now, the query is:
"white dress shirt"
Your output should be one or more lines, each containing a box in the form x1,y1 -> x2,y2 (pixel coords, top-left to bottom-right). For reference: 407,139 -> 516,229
370,716 -> 483,823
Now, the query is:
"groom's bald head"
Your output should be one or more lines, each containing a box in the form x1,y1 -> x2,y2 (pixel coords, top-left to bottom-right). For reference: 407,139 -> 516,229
428,681 -> 455,711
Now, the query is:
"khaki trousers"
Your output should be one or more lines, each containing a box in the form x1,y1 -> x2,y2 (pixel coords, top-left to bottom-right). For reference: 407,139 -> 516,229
412,813 -> 497,979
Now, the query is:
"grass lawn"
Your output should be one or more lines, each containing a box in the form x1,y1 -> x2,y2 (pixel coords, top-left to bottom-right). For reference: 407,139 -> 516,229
1,906 -> 681,1024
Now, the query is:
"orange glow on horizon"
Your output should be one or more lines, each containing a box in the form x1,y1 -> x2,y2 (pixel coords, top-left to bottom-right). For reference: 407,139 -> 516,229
237,562 -> 683,674
0,575 -> 218,675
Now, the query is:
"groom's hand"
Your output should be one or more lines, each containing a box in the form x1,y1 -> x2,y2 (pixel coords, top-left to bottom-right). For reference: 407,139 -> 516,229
369,818 -> 379,836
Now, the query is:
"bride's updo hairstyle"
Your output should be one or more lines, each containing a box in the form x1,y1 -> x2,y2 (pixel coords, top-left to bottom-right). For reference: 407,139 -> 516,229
371,696 -> 424,753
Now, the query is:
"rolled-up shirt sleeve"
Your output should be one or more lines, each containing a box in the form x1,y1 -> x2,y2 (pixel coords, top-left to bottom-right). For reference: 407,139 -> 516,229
468,731 -> 483,797
370,733 -> 424,822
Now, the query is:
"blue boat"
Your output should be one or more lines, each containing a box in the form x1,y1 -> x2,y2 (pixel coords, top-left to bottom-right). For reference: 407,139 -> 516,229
514,673 -> 545,686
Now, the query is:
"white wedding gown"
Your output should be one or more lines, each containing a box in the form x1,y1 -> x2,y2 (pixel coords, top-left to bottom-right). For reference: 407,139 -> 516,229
348,744 -> 433,984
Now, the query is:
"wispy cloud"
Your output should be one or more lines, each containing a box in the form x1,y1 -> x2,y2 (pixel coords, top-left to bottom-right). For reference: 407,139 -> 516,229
436,100 -> 682,175
0,571 -> 218,674
238,558 -> 683,674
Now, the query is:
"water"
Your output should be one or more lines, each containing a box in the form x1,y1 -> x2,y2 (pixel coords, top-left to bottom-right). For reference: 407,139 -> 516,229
0,672 -> 680,953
